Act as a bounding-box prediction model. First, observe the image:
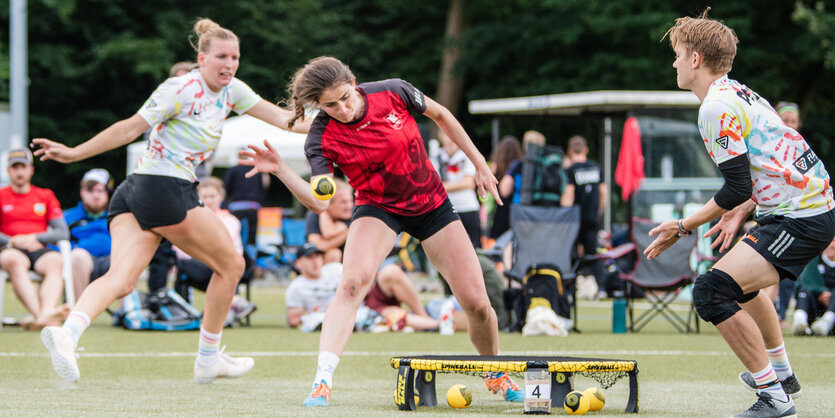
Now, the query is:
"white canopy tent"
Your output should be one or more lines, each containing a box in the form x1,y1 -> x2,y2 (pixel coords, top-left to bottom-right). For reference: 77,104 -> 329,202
468,90 -> 702,231
126,114 -> 310,177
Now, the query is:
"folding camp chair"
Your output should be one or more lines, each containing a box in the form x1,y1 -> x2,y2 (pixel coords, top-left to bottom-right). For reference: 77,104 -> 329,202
502,205 -> 581,331
606,217 -> 700,333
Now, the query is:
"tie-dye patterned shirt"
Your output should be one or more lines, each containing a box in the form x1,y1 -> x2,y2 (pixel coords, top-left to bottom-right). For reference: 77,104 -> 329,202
698,76 -> 833,218
136,70 -> 261,182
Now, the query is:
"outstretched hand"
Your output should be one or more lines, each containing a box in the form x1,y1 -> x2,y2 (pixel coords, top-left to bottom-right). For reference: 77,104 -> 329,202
475,164 -> 503,206
705,208 -> 746,253
238,140 -> 283,178
643,219 -> 680,259
31,138 -> 78,164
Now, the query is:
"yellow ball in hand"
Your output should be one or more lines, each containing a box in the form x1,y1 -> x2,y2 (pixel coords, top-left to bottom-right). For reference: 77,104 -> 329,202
311,176 -> 336,201
446,384 -> 472,409
583,387 -> 605,411
564,390 -> 590,415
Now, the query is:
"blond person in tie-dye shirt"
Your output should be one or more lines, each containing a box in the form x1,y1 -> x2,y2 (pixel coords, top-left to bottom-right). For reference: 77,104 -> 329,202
646,10 -> 835,417
33,18 -> 309,385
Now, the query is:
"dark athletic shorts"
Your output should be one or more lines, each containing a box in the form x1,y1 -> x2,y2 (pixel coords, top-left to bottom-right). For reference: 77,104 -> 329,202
352,198 -> 460,241
89,255 -> 111,282
13,247 -> 58,268
108,174 -> 202,230
742,209 -> 835,280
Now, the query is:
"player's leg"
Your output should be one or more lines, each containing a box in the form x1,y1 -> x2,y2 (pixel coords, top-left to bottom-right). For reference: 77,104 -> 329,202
156,205 -> 249,383
305,216 -> 396,406
1,249 -> 40,319
422,220 -> 497,355
696,242 -> 795,414
41,213 -> 161,382
738,290 -> 801,398
70,248 -> 94,303
422,220 -> 525,402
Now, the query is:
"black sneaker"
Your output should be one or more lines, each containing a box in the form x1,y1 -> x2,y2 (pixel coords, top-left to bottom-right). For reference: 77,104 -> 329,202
738,372 -> 802,399
733,392 -> 796,418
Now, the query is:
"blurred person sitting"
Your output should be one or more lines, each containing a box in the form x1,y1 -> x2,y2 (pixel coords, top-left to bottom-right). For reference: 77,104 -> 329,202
173,177 -> 256,325
285,243 -> 342,329
792,238 -> 835,336
0,148 -> 69,329
64,169 -> 114,302
224,155 -> 270,255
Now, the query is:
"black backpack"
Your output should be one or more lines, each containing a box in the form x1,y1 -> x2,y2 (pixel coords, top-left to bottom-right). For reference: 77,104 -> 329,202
504,263 -> 571,332
520,144 -> 567,206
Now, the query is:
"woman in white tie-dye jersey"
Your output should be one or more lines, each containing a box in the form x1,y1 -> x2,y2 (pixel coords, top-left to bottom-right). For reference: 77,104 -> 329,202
33,18 -> 309,384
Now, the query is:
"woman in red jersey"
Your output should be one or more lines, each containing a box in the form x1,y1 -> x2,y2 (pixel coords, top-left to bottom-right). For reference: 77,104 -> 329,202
242,56 -> 524,407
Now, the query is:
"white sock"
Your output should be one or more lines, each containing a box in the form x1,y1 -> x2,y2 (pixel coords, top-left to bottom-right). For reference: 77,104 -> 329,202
823,311 -> 835,327
313,351 -> 340,388
62,311 -> 91,346
751,364 -> 788,402
197,327 -> 222,366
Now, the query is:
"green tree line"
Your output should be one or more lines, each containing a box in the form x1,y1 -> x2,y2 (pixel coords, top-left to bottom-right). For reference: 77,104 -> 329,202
1,0 -> 834,206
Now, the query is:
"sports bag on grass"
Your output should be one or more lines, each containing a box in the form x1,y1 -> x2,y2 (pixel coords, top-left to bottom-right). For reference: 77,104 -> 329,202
116,288 -> 202,331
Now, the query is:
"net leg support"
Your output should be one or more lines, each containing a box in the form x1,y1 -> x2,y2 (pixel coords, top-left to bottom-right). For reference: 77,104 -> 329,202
550,372 -> 574,408
415,370 -> 437,407
394,365 -> 417,411
626,369 -> 639,413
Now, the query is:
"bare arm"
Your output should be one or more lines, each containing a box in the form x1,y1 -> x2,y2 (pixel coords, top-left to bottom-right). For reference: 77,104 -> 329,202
286,307 -> 304,328
498,174 -> 514,198
560,184 -> 575,208
422,97 -> 502,206
245,100 -> 312,134
238,140 -> 329,214
598,182 -> 608,215
307,231 -> 348,252
33,114 -> 150,163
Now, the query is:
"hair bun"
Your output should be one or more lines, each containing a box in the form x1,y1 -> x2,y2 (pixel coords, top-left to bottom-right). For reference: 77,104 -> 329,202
193,18 -> 220,36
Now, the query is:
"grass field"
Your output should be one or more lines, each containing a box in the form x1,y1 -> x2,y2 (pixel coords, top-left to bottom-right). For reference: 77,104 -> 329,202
1,281 -> 834,417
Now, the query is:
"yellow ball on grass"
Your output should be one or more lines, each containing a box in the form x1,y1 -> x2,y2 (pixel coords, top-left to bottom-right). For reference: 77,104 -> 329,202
311,176 -> 336,201
564,390 -> 590,415
446,384 -> 472,409
583,387 -> 605,411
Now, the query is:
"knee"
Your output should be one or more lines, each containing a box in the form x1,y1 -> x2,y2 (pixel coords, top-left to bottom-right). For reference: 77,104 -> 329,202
71,249 -> 93,268
340,270 -> 374,298
460,297 -> 493,322
218,255 -> 246,283
376,264 -> 403,286
0,250 -> 26,270
693,268 -> 744,325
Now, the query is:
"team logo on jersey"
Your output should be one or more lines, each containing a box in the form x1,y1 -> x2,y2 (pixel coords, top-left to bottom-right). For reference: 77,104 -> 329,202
146,99 -> 157,109
715,136 -> 729,149
793,148 -> 819,174
385,111 -> 404,130
33,203 -> 46,216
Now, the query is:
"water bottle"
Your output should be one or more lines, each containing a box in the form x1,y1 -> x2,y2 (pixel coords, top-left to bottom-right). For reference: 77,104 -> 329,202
439,297 -> 455,335
612,290 -> 627,334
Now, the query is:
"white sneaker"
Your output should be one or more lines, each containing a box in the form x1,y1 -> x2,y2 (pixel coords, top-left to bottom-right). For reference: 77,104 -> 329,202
193,347 -> 254,384
41,326 -> 80,382
792,317 -> 809,336
810,318 -> 831,336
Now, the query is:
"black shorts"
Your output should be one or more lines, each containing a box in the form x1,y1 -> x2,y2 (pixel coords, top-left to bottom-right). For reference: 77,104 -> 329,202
352,199 -> 460,241
14,247 -> 58,268
742,209 -> 835,280
108,174 -> 202,230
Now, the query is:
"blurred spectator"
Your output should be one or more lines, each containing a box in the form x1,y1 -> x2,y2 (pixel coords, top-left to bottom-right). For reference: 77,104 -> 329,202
285,243 -> 341,329
488,135 -> 522,240
432,130 -> 481,248
776,101 -> 800,131
562,135 -> 610,298
499,130 -> 546,207
64,168 -> 114,302
224,158 -> 270,253
173,177 -> 256,325
0,148 -> 69,329
305,178 -> 351,264
792,238 -> 835,336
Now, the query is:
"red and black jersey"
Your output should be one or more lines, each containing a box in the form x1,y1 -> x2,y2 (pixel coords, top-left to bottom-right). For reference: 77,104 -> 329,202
305,79 -> 447,216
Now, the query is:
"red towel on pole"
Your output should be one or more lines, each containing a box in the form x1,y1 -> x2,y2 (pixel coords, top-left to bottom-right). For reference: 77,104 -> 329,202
615,116 -> 645,201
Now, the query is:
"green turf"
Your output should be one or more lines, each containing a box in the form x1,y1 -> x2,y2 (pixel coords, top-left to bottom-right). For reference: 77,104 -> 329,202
1,283 -> 834,417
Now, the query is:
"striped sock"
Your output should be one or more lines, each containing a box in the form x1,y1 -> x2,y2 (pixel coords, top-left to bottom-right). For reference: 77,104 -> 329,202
752,364 -> 788,402
313,351 -> 340,388
766,343 -> 793,381
62,311 -> 90,347
196,327 -> 222,366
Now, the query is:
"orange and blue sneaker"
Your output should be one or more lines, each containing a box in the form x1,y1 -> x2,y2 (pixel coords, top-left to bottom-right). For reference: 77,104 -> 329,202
484,372 -> 525,402
303,380 -> 331,407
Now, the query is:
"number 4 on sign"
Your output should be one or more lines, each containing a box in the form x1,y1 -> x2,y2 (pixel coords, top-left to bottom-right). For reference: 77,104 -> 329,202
524,368 -> 551,414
